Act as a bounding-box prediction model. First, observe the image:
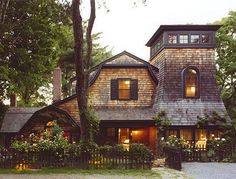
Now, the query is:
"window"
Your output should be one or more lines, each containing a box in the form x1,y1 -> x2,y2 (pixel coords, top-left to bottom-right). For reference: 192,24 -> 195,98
182,67 -> 200,98
119,79 -> 130,99
190,35 -> 200,44
166,130 -> 178,138
111,79 -> 138,100
168,34 -> 177,44
180,129 -> 192,141
202,34 -> 210,43
107,128 -> 115,137
179,35 -> 188,44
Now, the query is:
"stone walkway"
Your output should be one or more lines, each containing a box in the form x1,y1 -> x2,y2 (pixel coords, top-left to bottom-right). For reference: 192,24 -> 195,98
182,162 -> 236,179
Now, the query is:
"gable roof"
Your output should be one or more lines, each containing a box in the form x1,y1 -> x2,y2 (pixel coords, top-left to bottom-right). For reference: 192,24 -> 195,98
56,51 -> 159,106
0,105 -> 80,133
0,107 -> 42,133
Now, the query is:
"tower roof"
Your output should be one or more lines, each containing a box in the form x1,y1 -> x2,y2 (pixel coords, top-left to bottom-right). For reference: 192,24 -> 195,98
146,25 -> 222,47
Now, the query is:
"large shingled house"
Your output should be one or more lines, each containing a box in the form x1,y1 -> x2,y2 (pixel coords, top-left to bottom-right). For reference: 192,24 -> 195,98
0,25 -> 229,153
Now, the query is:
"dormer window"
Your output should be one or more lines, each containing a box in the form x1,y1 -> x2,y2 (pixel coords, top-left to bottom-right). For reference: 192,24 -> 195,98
111,79 -> 138,100
202,34 -> 210,43
168,34 -> 177,44
190,35 -> 200,44
179,35 -> 188,44
182,67 -> 200,98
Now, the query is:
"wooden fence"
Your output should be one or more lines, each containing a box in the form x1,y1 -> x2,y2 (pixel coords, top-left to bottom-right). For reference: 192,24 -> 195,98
163,147 -> 182,170
0,149 -> 152,169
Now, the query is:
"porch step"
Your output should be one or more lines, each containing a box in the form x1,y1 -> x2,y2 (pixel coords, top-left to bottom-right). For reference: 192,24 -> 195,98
152,158 -> 166,168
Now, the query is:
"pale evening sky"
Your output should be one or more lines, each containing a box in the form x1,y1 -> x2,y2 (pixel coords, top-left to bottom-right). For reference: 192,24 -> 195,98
82,0 -> 236,60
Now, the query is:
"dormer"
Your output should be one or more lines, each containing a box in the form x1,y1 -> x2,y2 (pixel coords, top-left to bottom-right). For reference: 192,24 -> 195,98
146,25 -> 221,60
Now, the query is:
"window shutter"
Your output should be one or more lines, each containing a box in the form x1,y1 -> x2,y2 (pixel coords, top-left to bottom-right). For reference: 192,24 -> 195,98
111,79 -> 118,100
130,79 -> 138,100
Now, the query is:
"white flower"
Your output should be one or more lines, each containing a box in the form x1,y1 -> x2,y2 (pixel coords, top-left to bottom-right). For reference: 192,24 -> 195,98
221,138 -> 226,141
161,137 -> 164,141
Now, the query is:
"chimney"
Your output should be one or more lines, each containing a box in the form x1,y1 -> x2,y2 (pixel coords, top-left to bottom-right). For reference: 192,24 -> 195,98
10,93 -> 17,107
52,67 -> 62,103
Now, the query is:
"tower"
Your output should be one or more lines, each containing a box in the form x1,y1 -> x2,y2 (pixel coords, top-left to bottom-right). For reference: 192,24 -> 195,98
146,25 -> 229,127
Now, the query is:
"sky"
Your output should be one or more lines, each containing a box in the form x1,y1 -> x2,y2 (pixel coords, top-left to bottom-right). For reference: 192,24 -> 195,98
82,0 -> 236,60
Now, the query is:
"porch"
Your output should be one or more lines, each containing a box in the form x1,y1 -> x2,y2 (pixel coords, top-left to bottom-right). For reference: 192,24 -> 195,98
97,120 -> 157,153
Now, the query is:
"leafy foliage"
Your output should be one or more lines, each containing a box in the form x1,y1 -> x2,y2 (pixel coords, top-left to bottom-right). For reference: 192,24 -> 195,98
206,137 -> 232,162
196,111 -> 227,128
0,0 -> 71,105
215,11 -> 236,121
153,111 -> 171,132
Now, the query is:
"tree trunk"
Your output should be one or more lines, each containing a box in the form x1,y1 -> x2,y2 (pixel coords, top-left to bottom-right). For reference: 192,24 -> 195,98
72,0 -> 96,143
0,0 -> 10,24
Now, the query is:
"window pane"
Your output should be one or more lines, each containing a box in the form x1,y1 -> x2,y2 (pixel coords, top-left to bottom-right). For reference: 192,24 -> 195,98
202,34 -> 210,43
168,34 -> 177,44
180,129 -> 192,141
195,129 -> 207,147
185,69 -> 198,97
190,35 -> 200,44
119,80 -> 130,89
119,89 -> 130,99
179,35 -> 188,44
119,80 -> 130,99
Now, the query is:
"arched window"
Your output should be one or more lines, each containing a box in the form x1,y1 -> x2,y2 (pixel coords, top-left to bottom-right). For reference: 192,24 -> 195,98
182,67 -> 200,98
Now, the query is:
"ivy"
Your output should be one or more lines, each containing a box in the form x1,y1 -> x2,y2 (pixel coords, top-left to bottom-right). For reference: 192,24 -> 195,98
153,111 -> 171,131
196,111 -> 227,128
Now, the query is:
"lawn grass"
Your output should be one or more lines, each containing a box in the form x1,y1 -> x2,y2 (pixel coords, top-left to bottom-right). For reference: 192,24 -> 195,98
0,168 -> 161,178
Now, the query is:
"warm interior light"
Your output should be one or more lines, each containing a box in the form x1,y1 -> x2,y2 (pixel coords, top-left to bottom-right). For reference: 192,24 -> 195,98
190,87 -> 195,93
124,80 -> 130,85
186,86 -> 196,97
123,139 -> 130,144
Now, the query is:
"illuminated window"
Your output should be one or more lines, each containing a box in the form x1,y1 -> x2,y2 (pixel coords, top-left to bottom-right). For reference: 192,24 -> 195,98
118,79 -> 130,100
111,79 -> 138,100
168,34 -> 177,44
166,130 -> 178,138
179,35 -> 188,44
183,67 -> 199,98
195,129 -> 207,147
190,35 -> 200,44
180,129 -> 192,141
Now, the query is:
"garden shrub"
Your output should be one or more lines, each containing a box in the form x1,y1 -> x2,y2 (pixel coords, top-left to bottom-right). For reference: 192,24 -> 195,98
129,143 -> 153,162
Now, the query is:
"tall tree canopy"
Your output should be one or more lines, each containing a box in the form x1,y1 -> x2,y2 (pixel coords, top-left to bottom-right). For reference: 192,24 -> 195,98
215,11 -> 236,121
0,0 -> 71,105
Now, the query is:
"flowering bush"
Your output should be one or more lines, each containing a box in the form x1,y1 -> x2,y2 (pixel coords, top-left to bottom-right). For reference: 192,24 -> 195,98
161,135 -> 186,149
206,137 -> 232,161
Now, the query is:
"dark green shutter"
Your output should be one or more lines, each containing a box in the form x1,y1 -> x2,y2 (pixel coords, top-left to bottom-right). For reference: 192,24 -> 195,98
111,79 -> 118,100
130,79 -> 138,100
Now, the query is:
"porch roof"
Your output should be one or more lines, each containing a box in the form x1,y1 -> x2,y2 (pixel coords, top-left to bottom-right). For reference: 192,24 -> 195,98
0,107 -> 42,133
95,107 -> 155,121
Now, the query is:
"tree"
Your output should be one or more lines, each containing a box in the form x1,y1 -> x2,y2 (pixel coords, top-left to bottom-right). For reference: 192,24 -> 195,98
72,0 -> 147,143
215,11 -> 236,121
0,0 -> 71,105
58,31 -> 112,98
